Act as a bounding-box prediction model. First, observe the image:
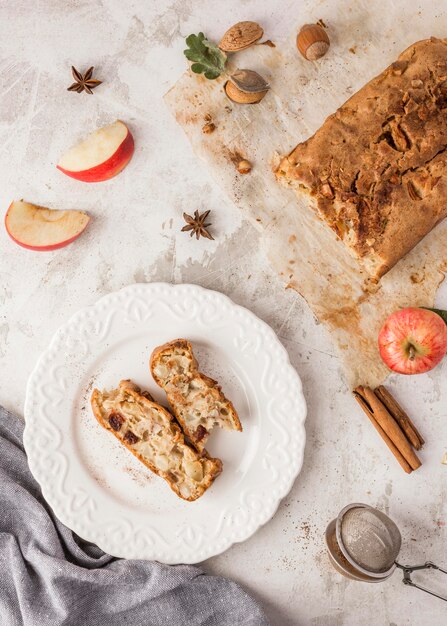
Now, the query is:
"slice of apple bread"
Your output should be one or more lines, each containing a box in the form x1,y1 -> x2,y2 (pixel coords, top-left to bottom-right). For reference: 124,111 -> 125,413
91,380 -> 222,501
150,339 -> 242,452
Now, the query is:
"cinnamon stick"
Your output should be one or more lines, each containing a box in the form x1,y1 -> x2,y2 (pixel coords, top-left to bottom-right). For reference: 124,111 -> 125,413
354,386 -> 421,472
374,385 -> 425,450
353,390 -> 413,474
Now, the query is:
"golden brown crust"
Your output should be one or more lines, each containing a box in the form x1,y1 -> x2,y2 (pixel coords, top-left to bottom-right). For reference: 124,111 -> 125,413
276,38 -> 447,279
150,339 -> 242,452
91,380 -> 222,501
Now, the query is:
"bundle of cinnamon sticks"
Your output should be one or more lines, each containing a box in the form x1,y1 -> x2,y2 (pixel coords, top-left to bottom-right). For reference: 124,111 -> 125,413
353,385 -> 424,474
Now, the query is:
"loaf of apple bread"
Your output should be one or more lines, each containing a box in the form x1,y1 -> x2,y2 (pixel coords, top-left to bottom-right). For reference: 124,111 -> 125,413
276,38 -> 447,280
150,339 -> 242,451
91,380 -> 222,501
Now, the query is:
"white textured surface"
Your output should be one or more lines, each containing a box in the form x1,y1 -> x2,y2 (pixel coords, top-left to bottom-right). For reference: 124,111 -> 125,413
0,1 -> 446,624
23,283 -> 306,563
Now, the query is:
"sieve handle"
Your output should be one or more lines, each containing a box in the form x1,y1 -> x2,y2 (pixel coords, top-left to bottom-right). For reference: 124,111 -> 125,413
395,561 -> 447,602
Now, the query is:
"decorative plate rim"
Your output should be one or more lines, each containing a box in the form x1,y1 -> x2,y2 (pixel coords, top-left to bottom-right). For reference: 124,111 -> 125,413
23,283 -> 307,563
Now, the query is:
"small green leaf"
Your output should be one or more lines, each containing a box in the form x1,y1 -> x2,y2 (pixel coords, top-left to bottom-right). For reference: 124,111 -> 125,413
191,63 -> 205,74
204,69 -> 220,80
183,32 -> 227,80
422,307 -> 447,325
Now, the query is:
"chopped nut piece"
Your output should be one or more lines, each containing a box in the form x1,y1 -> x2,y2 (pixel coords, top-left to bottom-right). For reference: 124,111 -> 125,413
390,60 -> 408,75
237,159 -> 252,174
407,181 -> 422,201
202,122 -> 216,134
320,182 -> 334,197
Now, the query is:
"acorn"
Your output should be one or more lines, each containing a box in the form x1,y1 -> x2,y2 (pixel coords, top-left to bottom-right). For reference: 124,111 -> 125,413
297,24 -> 330,61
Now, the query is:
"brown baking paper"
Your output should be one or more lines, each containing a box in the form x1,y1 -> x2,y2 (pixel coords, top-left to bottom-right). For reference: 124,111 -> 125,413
165,19 -> 447,387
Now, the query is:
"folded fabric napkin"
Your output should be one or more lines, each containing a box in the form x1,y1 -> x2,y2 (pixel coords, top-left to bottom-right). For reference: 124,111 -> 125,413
0,407 -> 269,626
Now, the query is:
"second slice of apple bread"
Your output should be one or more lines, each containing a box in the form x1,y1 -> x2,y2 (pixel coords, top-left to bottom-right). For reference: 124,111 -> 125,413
150,339 -> 242,451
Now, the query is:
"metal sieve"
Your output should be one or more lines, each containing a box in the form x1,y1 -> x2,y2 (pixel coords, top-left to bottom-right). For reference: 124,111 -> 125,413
326,503 -> 447,601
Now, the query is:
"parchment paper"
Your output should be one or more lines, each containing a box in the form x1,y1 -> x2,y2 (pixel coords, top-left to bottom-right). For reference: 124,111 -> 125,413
165,4 -> 447,387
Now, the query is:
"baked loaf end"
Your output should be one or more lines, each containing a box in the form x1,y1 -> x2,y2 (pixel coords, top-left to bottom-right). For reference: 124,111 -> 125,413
276,37 -> 447,279
150,339 -> 242,452
91,379 -> 222,501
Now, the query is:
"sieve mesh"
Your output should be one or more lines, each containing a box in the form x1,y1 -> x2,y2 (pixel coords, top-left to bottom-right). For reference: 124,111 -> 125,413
339,506 -> 401,573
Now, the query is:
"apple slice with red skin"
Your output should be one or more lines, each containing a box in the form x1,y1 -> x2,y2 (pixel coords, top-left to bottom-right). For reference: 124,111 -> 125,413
5,200 -> 90,251
57,120 -> 134,182
378,307 -> 447,374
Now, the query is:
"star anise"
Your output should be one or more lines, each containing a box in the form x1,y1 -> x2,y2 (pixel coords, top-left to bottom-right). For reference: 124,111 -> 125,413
67,66 -> 102,94
181,210 -> 214,240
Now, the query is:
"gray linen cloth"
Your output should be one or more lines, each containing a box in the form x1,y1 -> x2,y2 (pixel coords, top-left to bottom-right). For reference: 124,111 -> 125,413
0,407 -> 269,626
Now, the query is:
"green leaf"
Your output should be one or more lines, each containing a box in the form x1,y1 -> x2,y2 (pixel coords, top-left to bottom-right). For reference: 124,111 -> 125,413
183,32 -> 227,80
422,307 -> 447,325
204,68 -> 221,80
190,63 -> 205,74
203,38 -> 226,72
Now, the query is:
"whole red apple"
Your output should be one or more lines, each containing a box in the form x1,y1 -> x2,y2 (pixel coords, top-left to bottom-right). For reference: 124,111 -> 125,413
378,307 -> 447,374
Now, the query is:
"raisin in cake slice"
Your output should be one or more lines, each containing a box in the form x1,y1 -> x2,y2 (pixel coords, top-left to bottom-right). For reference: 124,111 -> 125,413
91,380 -> 222,501
150,339 -> 242,452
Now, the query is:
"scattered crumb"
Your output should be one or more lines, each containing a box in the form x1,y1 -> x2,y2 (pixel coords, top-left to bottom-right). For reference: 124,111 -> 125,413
300,522 -> 311,539
260,39 -> 276,48
317,18 -> 327,28
81,378 -> 96,409
202,122 -> 216,134
226,148 -> 244,166
349,46 -> 356,54
441,452 -> 447,465
410,271 -> 424,284
280,555 -> 295,571
124,465 -> 152,487
204,113 -> 212,122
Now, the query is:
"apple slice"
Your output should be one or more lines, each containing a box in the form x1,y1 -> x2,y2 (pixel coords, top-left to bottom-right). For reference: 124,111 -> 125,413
57,120 -> 134,182
5,200 -> 90,251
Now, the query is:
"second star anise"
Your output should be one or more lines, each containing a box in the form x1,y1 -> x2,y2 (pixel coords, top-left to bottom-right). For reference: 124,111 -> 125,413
181,210 -> 214,240
67,66 -> 102,94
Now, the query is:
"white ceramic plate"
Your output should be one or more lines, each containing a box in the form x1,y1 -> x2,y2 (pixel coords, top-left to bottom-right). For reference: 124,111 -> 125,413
24,283 -> 306,564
